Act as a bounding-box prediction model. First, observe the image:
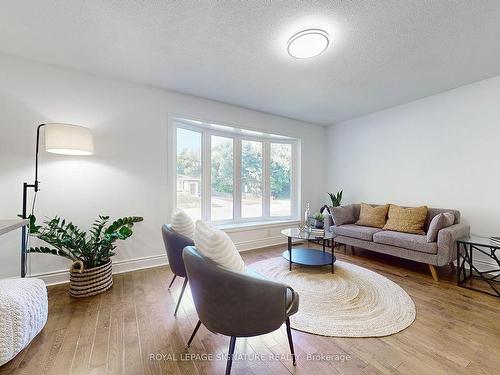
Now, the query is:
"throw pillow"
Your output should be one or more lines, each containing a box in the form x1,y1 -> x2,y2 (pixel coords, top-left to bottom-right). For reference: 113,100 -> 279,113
356,203 -> 389,228
330,205 -> 355,226
171,209 -> 195,239
426,212 -> 455,242
383,204 -> 428,235
194,220 -> 246,273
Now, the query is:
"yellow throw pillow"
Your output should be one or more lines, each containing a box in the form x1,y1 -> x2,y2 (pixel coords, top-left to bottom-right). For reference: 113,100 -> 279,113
356,203 -> 389,228
383,204 -> 428,235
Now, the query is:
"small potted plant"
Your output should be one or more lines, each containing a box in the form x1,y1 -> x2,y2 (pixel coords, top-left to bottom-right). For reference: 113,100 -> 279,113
28,215 -> 143,297
312,212 -> 324,229
328,190 -> 343,207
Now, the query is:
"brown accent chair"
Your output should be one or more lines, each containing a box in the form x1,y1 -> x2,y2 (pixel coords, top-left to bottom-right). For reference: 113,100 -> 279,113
182,246 -> 299,375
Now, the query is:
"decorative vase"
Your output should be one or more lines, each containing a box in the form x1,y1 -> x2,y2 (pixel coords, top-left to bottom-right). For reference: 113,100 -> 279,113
304,202 -> 311,229
69,259 -> 113,298
315,220 -> 324,229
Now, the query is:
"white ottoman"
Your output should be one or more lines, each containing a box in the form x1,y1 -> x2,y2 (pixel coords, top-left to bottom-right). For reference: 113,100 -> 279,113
0,278 -> 48,366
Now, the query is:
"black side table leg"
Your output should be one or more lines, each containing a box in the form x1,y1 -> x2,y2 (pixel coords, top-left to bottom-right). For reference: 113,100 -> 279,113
331,240 -> 335,274
288,236 -> 292,271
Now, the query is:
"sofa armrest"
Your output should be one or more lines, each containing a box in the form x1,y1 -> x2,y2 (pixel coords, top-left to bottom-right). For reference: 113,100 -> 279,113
436,223 -> 470,266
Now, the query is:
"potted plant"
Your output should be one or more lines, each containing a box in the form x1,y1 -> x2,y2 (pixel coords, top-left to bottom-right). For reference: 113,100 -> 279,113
27,215 -> 143,297
312,212 -> 324,229
328,190 -> 343,207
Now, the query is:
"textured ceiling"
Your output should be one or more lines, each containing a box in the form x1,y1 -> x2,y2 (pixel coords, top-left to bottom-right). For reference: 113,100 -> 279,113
1,1 -> 500,125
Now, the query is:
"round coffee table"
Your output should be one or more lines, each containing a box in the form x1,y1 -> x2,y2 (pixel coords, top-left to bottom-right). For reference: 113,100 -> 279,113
281,228 -> 336,273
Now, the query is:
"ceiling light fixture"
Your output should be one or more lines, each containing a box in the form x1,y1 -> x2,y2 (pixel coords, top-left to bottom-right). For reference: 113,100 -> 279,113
287,29 -> 329,59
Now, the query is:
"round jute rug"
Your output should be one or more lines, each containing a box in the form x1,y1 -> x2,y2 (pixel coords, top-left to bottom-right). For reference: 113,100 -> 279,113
249,257 -> 416,337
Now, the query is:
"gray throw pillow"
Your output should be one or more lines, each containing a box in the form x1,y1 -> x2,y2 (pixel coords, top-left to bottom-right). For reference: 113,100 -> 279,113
426,213 -> 455,242
330,205 -> 355,226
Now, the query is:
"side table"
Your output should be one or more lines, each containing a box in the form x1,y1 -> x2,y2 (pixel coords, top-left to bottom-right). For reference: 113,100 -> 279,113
0,219 -> 30,277
456,236 -> 500,297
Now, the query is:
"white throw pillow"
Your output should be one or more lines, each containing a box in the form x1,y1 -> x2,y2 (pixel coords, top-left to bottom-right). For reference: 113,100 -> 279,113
171,209 -> 195,239
194,220 -> 245,273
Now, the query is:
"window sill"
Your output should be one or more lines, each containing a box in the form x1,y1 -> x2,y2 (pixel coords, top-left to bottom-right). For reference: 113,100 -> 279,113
216,219 -> 300,233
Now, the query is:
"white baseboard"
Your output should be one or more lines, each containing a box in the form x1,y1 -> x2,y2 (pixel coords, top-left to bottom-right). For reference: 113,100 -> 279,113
31,240 -> 499,286
31,237 -> 288,286
235,236 -> 287,252
30,254 -> 169,286
467,258 -> 499,274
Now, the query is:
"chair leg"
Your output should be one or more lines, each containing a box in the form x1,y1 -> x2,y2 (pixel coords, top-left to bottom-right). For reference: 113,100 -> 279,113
285,318 -> 296,366
187,320 -> 202,348
428,264 -> 439,282
168,274 -> 177,289
225,336 -> 237,375
174,278 -> 188,316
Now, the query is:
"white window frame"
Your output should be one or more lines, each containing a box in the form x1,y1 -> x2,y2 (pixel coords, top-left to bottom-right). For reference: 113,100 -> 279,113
173,118 -> 300,225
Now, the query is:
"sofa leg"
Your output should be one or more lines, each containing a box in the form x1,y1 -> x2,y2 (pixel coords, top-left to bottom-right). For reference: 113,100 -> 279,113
428,264 -> 439,282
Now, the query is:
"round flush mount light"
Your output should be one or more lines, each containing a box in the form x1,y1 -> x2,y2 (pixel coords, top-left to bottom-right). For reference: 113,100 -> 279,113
287,29 -> 329,59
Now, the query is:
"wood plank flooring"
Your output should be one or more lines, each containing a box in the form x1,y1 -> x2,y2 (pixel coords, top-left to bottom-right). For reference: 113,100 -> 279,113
2,244 -> 500,375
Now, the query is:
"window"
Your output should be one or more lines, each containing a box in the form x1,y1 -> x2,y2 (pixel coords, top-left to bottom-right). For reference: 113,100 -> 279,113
241,140 -> 263,218
174,118 -> 299,224
176,127 -> 202,220
270,143 -> 292,217
211,135 -> 233,221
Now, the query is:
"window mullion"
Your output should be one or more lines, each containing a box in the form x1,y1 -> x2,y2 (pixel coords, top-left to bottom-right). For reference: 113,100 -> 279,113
234,138 -> 242,221
202,131 -> 211,221
292,141 -> 300,220
263,141 -> 271,219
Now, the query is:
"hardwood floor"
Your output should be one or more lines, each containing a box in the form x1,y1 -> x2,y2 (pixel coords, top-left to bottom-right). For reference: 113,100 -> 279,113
2,244 -> 500,375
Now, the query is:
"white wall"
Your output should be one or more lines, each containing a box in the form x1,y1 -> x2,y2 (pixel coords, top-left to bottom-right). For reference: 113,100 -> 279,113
327,75 -> 500,239
0,53 -> 327,281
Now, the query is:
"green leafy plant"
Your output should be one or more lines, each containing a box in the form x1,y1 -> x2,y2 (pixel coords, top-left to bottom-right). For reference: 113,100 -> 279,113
27,215 -> 143,269
312,212 -> 324,222
328,190 -> 343,207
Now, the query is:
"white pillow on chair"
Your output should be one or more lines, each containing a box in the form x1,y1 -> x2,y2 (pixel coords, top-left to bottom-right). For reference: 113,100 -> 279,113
171,209 -> 195,239
194,220 -> 245,273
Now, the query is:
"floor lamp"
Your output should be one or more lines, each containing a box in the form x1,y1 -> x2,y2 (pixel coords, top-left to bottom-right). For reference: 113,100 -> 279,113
21,123 -> 94,277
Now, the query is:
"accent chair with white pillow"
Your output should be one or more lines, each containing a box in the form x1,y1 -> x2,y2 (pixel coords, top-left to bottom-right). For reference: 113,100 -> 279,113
161,209 -> 195,316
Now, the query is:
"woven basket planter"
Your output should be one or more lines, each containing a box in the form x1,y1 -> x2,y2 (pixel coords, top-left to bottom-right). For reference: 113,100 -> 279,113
69,260 -> 113,298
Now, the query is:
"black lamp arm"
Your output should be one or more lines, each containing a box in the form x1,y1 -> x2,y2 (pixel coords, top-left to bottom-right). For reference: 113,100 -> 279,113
21,123 -> 45,277
33,123 -> 46,192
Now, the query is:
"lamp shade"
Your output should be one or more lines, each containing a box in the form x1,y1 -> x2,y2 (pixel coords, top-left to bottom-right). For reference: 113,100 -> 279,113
44,123 -> 94,155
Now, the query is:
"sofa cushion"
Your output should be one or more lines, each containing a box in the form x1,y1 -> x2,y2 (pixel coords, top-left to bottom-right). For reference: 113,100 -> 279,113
373,230 -> 438,254
383,204 -> 428,235
424,208 -> 460,231
426,213 -> 455,242
356,203 -> 389,228
330,205 -> 355,226
332,224 -> 382,241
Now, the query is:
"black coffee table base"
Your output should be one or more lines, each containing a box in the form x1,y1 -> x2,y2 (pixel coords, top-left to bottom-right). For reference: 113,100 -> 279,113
283,248 -> 336,273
